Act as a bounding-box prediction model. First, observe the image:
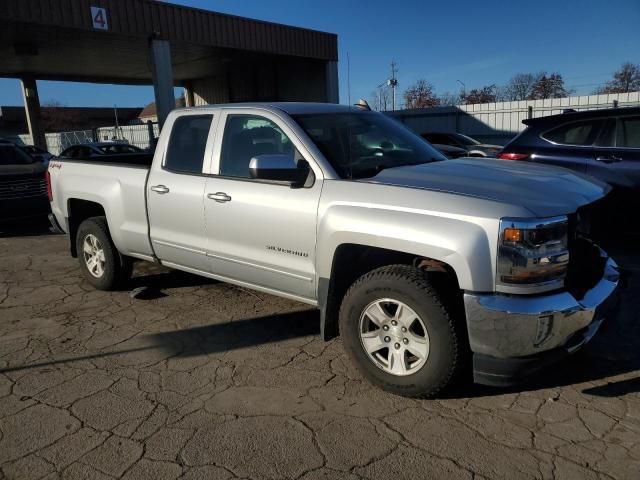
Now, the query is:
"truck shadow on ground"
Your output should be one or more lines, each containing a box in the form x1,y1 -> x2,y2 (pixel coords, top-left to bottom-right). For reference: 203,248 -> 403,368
125,269 -> 218,297
0,310 -> 320,374
1,298 -> 637,399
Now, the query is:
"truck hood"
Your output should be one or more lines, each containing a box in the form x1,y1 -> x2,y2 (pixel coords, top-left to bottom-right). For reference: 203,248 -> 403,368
362,158 -> 610,217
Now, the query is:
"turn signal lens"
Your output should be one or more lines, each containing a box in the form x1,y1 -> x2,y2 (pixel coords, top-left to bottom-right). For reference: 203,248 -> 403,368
503,228 -> 522,242
497,152 -> 529,161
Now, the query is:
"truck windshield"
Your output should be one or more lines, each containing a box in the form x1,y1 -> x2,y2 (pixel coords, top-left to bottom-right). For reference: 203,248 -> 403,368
293,111 -> 446,179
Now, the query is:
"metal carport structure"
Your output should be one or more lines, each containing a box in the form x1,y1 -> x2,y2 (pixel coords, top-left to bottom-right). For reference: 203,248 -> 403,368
0,0 -> 339,148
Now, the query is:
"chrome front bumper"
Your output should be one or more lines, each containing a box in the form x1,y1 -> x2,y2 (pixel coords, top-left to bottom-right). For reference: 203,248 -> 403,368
464,249 -> 620,360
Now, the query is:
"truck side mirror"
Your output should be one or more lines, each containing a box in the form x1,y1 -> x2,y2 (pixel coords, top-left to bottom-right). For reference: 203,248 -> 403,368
249,154 -> 311,187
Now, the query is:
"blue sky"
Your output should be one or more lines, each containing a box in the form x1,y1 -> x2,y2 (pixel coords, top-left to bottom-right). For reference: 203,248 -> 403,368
0,0 -> 638,107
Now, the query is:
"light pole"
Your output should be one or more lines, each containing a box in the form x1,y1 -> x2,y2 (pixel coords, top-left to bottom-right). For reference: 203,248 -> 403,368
456,79 -> 466,100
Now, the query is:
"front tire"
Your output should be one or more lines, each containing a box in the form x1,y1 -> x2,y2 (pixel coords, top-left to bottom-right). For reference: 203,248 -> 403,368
339,265 -> 464,398
76,216 -> 132,290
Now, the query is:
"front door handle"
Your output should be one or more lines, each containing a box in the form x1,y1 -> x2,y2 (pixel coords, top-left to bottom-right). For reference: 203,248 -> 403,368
150,185 -> 170,194
207,192 -> 232,203
596,155 -> 622,163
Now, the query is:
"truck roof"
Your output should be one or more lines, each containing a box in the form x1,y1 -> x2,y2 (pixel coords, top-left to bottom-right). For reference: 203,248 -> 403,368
182,102 -> 363,115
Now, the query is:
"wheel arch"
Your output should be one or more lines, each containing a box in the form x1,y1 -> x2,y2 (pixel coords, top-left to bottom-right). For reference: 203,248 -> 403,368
67,198 -> 107,257
318,243 -> 463,341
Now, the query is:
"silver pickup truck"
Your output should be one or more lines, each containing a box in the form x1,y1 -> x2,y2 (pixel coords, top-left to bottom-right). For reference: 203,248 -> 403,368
47,103 -> 620,397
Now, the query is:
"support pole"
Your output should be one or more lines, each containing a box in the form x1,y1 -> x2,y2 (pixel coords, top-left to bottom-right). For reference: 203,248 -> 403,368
149,38 -> 175,129
146,120 -> 156,150
325,61 -> 339,103
20,77 -> 46,149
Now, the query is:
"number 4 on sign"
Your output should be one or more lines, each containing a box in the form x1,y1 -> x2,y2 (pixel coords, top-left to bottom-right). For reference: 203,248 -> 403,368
90,6 -> 109,30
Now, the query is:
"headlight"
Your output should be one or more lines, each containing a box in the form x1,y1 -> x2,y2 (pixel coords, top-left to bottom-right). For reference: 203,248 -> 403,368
497,216 -> 569,294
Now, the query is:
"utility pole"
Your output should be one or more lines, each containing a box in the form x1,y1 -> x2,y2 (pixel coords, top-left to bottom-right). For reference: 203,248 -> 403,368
456,80 -> 466,102
113,104 -> 120,140
388,61 -> 398,111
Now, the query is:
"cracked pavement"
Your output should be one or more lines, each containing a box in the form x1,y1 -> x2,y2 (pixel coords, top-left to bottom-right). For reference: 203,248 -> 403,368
1,223 -> 639,479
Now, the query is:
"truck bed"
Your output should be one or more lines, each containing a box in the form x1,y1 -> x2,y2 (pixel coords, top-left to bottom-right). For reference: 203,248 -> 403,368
48,157 -> 154,260
57,152 -> 154,168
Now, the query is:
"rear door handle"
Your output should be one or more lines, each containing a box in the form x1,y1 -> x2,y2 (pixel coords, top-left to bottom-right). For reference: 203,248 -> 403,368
150,185 -> 170,194
207,192 -> 232,203
596,155 -> 622,163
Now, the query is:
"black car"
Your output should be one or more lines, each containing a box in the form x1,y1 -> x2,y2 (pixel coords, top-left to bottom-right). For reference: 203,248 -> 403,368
421,132 -> 502,157
0,144 -> 50,222
59,142 -> 144,158
425,141 -> 467,159
498,107 -> 640,192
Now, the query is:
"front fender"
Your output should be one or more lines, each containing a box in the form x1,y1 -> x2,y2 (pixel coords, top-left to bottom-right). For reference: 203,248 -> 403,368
316,202 -> 497,292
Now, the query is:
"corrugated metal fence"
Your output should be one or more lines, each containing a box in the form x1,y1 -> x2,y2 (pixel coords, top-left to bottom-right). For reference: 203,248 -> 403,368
389,91 -> 640,145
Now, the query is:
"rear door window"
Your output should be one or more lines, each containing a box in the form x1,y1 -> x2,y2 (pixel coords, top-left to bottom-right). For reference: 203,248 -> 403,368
617,116 -> 640,148
595,119 -> 616,147
543,120 -> 604,146
164,115 -> 213,174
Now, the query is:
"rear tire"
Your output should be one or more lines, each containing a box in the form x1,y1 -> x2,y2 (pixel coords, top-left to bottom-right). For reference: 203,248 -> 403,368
339,265 -> 464,398
76,216 -> 132,290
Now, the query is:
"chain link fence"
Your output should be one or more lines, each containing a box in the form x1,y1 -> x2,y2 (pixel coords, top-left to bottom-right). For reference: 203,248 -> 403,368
17,122 -> 159,156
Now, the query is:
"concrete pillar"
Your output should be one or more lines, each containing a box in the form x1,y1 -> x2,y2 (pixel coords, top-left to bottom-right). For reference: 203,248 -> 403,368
149,38 -> 174,128
20,77 -> 46,149
325,61 -> 339,104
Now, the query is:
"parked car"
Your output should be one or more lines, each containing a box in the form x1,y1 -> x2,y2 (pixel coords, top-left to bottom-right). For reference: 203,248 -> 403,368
421,139 -> 467,159
421,132 -> 502,157
48,103 -> 618,397
0,143 -> 49,222
497,107 -> 640,190
20,145 -> 54,165
59,142 -> 145,158
497,107 -> 640,230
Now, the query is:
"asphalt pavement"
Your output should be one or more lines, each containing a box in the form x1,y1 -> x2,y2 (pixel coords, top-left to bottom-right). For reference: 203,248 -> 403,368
1,223 -> 639,479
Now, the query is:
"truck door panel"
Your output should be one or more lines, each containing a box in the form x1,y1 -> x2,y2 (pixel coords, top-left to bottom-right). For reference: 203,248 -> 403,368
147,114 -> 215,270
204,112 -> 321,299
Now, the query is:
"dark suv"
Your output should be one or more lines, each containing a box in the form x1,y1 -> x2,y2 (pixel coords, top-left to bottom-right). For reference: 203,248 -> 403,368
498,107 -> 640,192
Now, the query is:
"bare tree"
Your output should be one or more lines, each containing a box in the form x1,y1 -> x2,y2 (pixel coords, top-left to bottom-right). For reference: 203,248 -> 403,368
370,87 -> 390,111
594,62 -> 640,94
403,79 -> 440,109
460,85 -> 498,104
438,91 -> 459,106
504,73 -> 538,101
40,100 -> 85,132
529,73 -> 571,99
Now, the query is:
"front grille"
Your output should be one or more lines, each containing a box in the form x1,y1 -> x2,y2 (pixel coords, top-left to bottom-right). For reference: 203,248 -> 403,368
0,178 -> 47,200
565,202 -> 606,299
